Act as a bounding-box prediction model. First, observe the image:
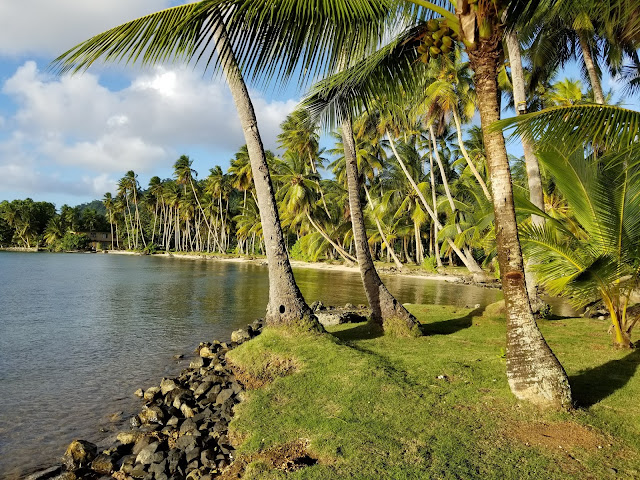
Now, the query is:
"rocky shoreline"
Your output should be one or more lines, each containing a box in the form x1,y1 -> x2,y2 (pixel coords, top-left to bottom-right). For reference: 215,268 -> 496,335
24,302 -> 370,480
27,320 -> 264,480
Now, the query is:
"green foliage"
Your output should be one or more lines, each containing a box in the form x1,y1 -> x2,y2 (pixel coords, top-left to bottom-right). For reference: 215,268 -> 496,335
289,239 -> 311,262
55,232 -> 89,252
227,305 -> 640,479
422,254 -> 438,272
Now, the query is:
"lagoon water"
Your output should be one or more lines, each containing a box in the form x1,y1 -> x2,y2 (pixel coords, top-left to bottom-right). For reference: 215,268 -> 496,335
0,251 -> 509,478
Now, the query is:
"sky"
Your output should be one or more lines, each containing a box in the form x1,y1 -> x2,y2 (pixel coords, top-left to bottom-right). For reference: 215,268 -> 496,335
0,1 -> 636,209
0,0 -> 301,208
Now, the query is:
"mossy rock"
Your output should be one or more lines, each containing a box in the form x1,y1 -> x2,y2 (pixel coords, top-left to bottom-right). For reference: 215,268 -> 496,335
484,300 -> 506,318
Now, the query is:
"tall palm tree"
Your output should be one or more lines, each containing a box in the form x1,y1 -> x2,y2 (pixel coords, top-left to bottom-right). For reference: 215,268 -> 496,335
103,192 -> 116,249
51,4 -> 317,327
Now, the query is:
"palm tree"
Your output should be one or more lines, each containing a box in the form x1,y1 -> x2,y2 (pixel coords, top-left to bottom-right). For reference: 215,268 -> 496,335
276,152 -> 356,264
44,215 -> 65,247
278,110 -> 332,218
103,192 -> 116,249
51,4 -> 317,327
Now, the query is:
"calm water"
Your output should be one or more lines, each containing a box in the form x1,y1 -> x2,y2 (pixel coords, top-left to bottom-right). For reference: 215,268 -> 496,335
0,252 -> 509,478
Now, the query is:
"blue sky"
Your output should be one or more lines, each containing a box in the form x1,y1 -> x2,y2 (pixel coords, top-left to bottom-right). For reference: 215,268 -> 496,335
0,1 -> 636,209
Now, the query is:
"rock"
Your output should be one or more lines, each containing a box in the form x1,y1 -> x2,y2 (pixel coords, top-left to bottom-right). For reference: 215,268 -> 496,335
180,418 -> 198,435
139,405 -> 165,425
143,386 -> 161,403
130,415 -> 141,428
149,460 -> 168,477
117,431 -> 143,445
173,354 -> 184,360
200,449 -> 216,468
166,416 -> 180,427
181,404 -> 196,418
62,439 -> 97,471
135,442 -> 160,465
91,453 -> 115,474
132,436 -> 153,455
108,411 -> 124,422
193,381 -> 213,398
198,346 -> 217,359
160,378 -> 179,395
190,357 -> 205,369
315,310 -> 368,326
344,303 -> 356,309
185,447 -> 201,463
231,329 -> 250,343
215,388 -> 234,405
134,388 -> 144,399
175,435 -> 198,451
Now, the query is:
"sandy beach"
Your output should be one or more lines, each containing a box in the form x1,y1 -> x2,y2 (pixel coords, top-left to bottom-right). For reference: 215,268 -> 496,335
105,250 -> 464,283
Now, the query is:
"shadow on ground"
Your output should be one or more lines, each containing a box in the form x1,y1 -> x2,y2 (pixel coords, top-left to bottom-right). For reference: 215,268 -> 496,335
570,348 -> 640,408
419,306 -> 485,336
330,322 -> 384,342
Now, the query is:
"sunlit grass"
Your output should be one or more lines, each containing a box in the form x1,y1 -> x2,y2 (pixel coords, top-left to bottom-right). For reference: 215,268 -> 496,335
226,304 -> 640,479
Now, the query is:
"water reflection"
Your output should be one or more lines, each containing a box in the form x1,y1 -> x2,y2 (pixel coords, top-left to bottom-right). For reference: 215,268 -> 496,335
0,252 -> 555,478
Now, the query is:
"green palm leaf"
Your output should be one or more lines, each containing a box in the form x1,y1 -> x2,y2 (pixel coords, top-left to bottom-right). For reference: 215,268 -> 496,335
492,104 -> 640,153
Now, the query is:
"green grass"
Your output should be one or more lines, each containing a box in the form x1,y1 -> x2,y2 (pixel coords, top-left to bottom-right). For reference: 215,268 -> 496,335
226,304 -> 640,479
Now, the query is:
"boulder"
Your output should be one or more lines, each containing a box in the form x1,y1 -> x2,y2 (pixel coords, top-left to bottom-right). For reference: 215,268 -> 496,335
91,453 -> 115,474
62,439 -> 97,471
160,378 -> 179,395
117,431 -> 143,445
315,310 -> 368,326
198,346 -> 217,359
135,442 -> 160,465
230,329 -> 250,343
139,405 -> 165,425
190,357 -> 205,369
143,386 -> 161,403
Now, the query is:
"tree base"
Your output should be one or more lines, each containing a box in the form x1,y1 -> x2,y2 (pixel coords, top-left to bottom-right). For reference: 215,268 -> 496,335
377,285 -> 422,338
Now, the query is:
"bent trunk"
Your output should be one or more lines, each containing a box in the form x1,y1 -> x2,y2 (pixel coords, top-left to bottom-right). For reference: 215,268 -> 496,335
343,118 -> 420,336
305,211 -> 357,264
214,17 -> 317,329
468,23 -> 572,409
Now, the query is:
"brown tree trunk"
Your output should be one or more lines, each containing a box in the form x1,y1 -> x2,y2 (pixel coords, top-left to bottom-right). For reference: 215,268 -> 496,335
505,30 -> 546,312
342,118 -> 420,336
468,24 -> 572,409
214,17 -> 318,329
578,31 -> 605,104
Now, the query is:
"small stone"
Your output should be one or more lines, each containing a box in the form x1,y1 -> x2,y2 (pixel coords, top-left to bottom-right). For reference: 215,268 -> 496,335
166,416 -> 180,427
160,378 -> 179,395
180,418 -> 198,435
181,404 -> 196,418
62,439 -> 97,471
186,447 -> 201,463
200,449 -> 216,468
117,431 -> 143,445
199,346 -> 216,359
139,405 -> 165,425
190,357 -> 205,369
194,381 -> 213,398
608,467 -> 618,474
134,388 -> 144,398
231,329 -> 250,343
143,386 -> 161,402
91,453 -> 115,474
173,354 -> 184,360
130,415 -> 141,428
108,411 -> 124,422
215,389 -> 234,406
136,442 -> 160,465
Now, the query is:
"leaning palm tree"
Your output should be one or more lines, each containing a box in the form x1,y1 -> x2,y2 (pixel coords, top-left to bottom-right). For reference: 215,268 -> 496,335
51,3 -> 323,327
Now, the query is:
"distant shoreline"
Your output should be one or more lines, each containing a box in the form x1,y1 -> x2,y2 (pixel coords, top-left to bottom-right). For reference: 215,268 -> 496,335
104,249 -> 468,284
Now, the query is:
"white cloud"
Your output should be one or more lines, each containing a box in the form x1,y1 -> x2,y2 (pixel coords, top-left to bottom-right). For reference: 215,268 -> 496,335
0,1 -> 173,57
0,61 -> 298,201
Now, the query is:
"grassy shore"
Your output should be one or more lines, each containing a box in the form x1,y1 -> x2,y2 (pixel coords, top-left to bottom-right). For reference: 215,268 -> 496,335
224,304 -> 640,479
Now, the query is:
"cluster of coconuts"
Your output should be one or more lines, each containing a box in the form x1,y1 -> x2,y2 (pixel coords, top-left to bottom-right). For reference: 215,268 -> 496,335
416,19 -> 458,64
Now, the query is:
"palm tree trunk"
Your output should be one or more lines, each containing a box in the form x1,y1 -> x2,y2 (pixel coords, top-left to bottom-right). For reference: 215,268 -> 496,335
451,107 -> 492,201
429,125 -> 484,274
308,152 -> 332,219
577,31 -> 605,104
133,188 -> 146,248
468,29 -> 572,409
363,184 -> 404,270
505,30 -> 546,312
387,129 -> 473,272
305,212 -> 356,263
429,153 -> 443,268
342,117 -> 419,336
213,16 -> 316,328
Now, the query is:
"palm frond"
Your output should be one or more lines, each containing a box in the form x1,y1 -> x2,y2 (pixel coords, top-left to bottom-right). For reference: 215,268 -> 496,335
492,104 -> 640,153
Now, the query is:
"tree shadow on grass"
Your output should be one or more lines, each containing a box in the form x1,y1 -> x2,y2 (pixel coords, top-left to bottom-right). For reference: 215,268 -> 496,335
330,322 -> 384,342
419,306 -> 485,336
570,348 -> 640,408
